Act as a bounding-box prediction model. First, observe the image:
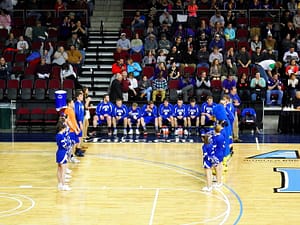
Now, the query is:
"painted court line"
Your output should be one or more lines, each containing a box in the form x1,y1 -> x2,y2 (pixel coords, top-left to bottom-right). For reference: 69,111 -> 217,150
149,188 -> 159,225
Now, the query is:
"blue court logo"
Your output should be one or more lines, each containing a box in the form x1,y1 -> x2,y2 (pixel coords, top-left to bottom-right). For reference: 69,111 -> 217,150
248,150 -> 299,159
274,168 -> 300,193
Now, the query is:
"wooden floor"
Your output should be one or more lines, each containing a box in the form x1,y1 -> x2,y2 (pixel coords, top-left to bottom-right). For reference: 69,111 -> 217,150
0,142 -> 300,225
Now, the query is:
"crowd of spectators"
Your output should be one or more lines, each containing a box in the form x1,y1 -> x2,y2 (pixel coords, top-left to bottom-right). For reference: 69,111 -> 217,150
111,0 -> 300,109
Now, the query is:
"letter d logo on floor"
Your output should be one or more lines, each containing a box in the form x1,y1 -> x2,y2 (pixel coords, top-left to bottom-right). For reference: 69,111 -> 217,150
274,168 -> 300,193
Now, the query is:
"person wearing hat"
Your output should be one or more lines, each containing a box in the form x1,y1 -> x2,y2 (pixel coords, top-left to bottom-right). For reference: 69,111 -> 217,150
144,33 -> 158,53
117,32 -> 131,52
158,33 -> 171,55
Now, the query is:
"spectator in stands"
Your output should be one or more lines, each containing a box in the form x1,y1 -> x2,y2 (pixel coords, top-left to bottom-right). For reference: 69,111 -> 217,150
16,35 -> 29,54
224,10 -> 236,27
152,72 -> 168,102
159,9 -> 173,28
144,33 -> 158,54
208,34 -> 225,52
127,57 -> 142,79
183,35 -> 196,52
72,20 -> 87,47
40,42 -> 54,65
228,87 -> 241,142
32,20 -> 48,42
0,9 -> 11,33
144,20 -> 158,38
282,21 -> 297,43
172,0 -> 184,20
117,32 -> 131,52
250,34 -> 262,52
211,21 -> 225,39
131,10 -> 145,32
113,46 -> 129,62
249,0 -> 261,9
67,32 -> 85,53
166,45 -> 181,67
186,98 -> 200,135
287,1 -> 297,16
158,33 -> 171,55
195,70 -> 212,102
67,44 -> 83,72
128,72 -> 139,100
173,98 -> 188,135
112,58 -> 127,75
237,72 -> 251,101
224,23 -> 235,41
222,74 -> 237,96
236,46 -> 251,69
156,49 -> 167,64
53,46 -> 68,66
285,59 -> 299,79
256,59 -> 282,81
91,94 -> 114,136
168,61 -> 180,80
281,9 -> 293,28
130,32 -> 144,56
112,98 -> 129,136
251,47 -> 264,65
266,73 -> 283,106
110,73 -> 123,103
263,34 -> 277,53
196,20 -> 211,39
187,0 -> 198,29
179,73 -> 195,103
173,35 -> 185,54
262,22 -> 276,42
181,45 -> 197,73
139,75 -> 152,101
293,9 -> 300,29
262,47 -> 277,61
283,45 -> 299,66
54,0 -> 66,12
197,32 -> 209,50
197,45 -> 210,69
221,58 -> 237,81
36,57 -> 51,79
154,62 -> 168,79
224,46 -> 236,64
287,73 -> 299,100
158,98 -> 174,132
250,71 -> 266,101
121,71 -> 130,102
140,100 -> 159,135
59,16 -> 72,41
0,57 -> 11,80
142,50 -> 157,67
127,102 -> 141,135
0,0 -> 13,13
209,58 -> 222,80
60,62 -> 82,89
209,46 -> 223,65
5,32 -> 17,48
209,10 -> 225,28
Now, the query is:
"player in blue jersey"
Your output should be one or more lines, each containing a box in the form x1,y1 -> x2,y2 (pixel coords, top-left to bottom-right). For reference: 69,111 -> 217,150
140,101 -> 159,135
200,96 -> 216,135
173,98 -> 188,135
127,102 -> 141,135
201,134 -> 220,192
211,124 -> 225,188
112,99 -> 128,135
91,94 -> 114,136
56,121 -> 71,191
74,90 -> 85,157
158,98 -> 174,134
186,98 -> 200,135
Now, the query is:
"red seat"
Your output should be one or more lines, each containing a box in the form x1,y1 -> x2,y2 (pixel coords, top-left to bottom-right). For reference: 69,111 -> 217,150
63,79 -> 75,99
34,79 -> 47,100
20,79 -> 33,100
131,52 -> 142,63
51,66 -> 61,80
142,66 -> 154,79
7,79 -> 19,100
225,40 -> 236,51
237,41 -> 250,50
15,107 -> 30,132
211,79 -> 222,91
183,66 -> 195,77
197,67 -> 209,76
0,79 -> 6,100
30,108 -> 44,130
48,79 -> 61,100
237,67 -> 249,77
44,108 -> 59,126
0,29 -> 8,41
236,29 -> 249,42
236,17 -> 248,28
250,17 -> 261,27
168,79 -> 180,89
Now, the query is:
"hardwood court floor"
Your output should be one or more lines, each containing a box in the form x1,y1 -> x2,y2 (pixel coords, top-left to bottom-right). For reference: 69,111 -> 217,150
0,142 -> 300,225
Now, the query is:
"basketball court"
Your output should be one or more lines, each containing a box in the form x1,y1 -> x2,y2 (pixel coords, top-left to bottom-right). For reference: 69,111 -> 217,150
0,138 -> 300,225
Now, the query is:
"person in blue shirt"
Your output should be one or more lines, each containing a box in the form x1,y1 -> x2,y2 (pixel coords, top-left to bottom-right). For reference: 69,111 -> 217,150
211,124 -> 225,188
266,73 -> 283,106
158,98 -> 174,133
127,57 -> 142,79
112,99 -> 128,135
127,102 -> 141,135
200,96 -> 216,135
186,98 -> 200,135
229,87 -> 242,143
141,101 -> 159,135
178,73 -> 195,103
173,98 -> 188,135
56,121 -> 71,191
74,90 -> 85,157
91,94 -> 114,136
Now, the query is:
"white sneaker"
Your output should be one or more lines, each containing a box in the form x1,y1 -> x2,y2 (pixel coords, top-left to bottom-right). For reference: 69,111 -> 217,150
58,183 -> 63,190
70,157 -> 80,163
184,129 -> 188,135
123,129 -> 127,135
65,178 -> 70,183
213,183 -> 223,189
65,174 -> 72,179
135,129 -> 140,135
113,129 -> 117,135
202,186 -> 212,192
62,184 -> 71,191
128,129 -> 133,135
174,129 -> 178,135
66,168 -> 72,174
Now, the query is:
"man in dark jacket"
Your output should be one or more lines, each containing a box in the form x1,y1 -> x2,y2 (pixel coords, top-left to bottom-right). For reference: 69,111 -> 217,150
109,73 -> 123,103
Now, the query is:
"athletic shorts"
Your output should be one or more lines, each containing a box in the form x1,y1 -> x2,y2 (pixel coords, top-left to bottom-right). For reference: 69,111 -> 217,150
56,150 -> 68,164
143,116 -> 156,125
69,132 -> 79,144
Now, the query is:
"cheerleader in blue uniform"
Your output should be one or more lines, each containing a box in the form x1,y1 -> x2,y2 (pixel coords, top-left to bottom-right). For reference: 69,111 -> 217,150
202,134 -> 216,192
56,122 -> 71,191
